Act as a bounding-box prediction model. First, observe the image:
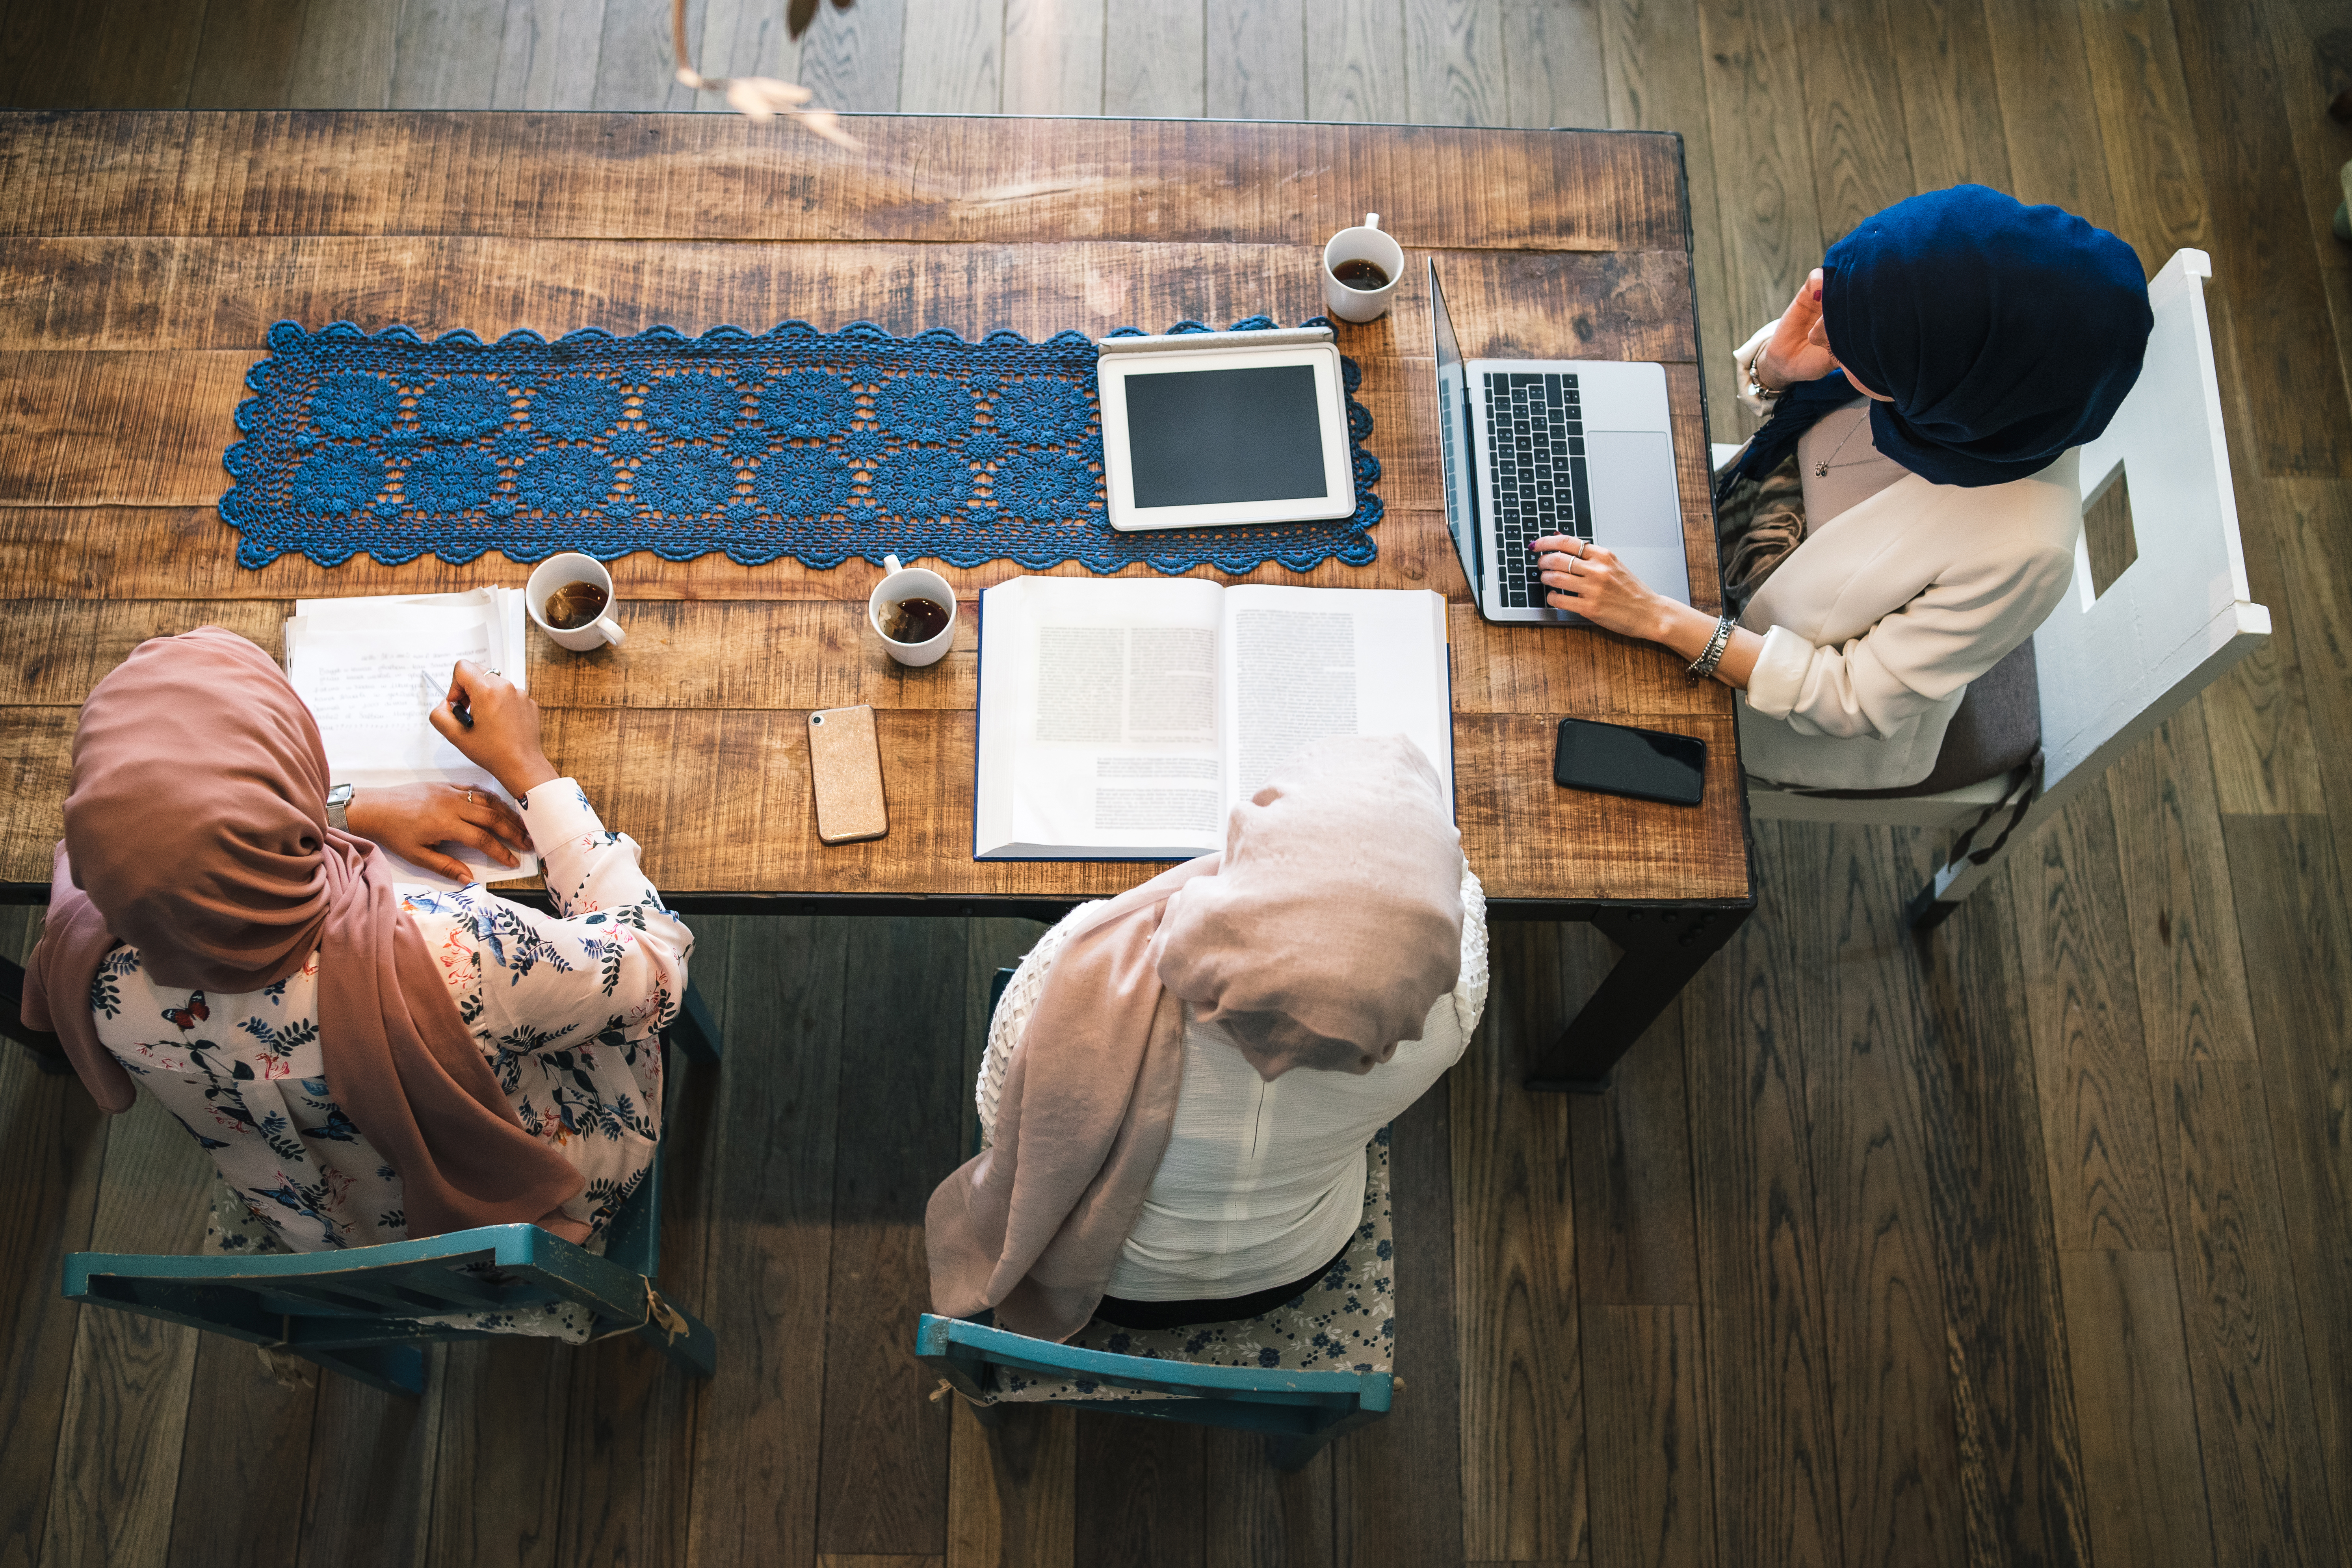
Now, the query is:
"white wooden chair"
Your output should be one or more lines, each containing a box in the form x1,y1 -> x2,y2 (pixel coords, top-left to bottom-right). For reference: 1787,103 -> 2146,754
1715,248 -> 2270,926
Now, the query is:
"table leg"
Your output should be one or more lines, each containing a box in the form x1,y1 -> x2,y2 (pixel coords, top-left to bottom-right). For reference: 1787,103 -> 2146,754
1522,905 -> 1750,1092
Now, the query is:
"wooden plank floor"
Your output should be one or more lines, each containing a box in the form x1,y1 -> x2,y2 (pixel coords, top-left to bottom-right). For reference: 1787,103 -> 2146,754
2,2 -> 2350,1566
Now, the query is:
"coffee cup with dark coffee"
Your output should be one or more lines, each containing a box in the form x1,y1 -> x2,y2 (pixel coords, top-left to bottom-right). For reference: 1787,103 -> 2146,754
866,554 -> 959,668
526,552 -> 628,651
1321,213 -> 1405,324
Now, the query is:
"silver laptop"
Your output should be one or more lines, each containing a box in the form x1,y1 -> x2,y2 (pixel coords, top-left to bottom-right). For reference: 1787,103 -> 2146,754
1430,258 -> 1692,624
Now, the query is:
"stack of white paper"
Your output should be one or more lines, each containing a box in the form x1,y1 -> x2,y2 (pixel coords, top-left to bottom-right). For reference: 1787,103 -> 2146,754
284,587 -> 537,890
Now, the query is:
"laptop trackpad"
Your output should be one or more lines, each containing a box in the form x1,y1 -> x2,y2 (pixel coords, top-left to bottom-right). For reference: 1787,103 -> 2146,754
1607,546 -> 1694,608
1585,430 -> 1691,608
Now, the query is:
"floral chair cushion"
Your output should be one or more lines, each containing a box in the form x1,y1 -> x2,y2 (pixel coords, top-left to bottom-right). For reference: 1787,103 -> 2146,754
983,1128 -> 1395,1404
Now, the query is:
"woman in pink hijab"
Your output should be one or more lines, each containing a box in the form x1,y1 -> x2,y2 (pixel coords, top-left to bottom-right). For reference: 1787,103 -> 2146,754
929,734 -> 1485,1341
21,626 -> 692,1252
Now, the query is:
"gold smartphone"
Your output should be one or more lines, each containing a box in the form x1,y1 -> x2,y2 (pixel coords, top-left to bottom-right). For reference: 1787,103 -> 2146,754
808,705 -> 889,845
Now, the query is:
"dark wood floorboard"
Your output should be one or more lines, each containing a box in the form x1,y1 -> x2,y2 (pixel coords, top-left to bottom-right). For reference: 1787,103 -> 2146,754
2221,815 -> 2352,1560
1808,827 -> 1970,1568
814,918 -> 968,1559
1074,1416 -> 1205,1568
6,0 -> 2352,1564
949,1398 -> 1078,1568
1456,924 -> 1587,1562
423,1338 -> 570,1568
1330,1085 -> 1464,1568
294,1356 -> 443,1568
0,985 -> 108,1568
1682,825 -> 1847,1568
1908,851 -> 2094,1568
686,912 -> 847,1566
166,1337 -> 318,1568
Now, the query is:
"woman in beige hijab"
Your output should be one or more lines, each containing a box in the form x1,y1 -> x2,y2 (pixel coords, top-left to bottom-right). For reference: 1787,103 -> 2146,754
928,734 -> 1485,1341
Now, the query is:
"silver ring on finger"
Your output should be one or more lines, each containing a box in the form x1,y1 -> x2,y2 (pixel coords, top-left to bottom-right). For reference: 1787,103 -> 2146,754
466,789 -> 476,805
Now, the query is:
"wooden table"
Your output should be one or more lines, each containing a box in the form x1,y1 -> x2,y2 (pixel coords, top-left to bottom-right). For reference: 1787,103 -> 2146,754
0,111 -> 1751,1088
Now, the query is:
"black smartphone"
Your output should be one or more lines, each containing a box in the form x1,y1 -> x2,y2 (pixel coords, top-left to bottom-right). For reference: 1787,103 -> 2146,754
1552,717 -> 1707,807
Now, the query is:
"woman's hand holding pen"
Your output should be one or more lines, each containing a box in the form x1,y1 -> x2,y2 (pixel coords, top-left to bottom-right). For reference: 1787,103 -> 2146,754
427,660 -> 562,801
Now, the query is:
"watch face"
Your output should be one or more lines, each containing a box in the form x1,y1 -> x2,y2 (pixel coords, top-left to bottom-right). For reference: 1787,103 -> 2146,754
327,784 -> 354,806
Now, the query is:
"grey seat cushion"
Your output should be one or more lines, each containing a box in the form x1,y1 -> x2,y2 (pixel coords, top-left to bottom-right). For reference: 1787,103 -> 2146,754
1799,637 -> 2042,800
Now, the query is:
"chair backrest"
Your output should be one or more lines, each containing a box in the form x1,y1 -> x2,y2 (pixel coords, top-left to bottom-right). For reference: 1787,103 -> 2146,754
69,1224 -> 609,1332
916,1312 -> 1391,1444
64,1166 -> 714,1394
2032,247 -> 2270,804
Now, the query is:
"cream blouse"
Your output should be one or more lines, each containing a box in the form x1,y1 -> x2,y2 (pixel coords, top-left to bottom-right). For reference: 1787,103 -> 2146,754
1728,320 -> 2081,790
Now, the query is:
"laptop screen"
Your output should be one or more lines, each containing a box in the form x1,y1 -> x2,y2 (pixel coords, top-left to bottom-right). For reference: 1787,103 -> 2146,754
1428,260 -> 1483,598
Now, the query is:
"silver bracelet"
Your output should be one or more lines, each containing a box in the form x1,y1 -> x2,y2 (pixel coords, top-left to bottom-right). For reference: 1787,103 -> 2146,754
1686,613 -> 1737,683
1744,344 -> 1785,402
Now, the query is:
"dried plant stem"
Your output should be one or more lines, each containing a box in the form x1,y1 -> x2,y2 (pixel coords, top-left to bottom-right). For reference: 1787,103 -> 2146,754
669,0 -> 859,147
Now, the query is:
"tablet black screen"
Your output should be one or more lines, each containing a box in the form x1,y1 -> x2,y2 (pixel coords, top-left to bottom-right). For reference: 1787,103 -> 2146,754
1122,364 -> 1329,508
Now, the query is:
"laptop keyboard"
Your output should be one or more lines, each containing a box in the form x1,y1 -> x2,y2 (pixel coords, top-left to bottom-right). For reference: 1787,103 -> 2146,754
1483,372 -> 1592,609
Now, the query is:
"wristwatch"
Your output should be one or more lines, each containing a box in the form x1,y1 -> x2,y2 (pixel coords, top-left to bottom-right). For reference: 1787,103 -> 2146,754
326,782 -> 354,832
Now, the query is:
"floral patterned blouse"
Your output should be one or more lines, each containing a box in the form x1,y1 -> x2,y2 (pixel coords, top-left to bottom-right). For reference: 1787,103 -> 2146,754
86,778 -> 692,1252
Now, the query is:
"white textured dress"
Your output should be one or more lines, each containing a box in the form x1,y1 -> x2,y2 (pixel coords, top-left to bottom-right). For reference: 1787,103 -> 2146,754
85,778 -> 691,1252
977,866 -> 1488,1301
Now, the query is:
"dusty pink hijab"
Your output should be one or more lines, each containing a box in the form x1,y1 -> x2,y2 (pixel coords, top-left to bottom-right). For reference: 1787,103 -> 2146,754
20,626 -> 585,1241
927,734 -> 1463,1340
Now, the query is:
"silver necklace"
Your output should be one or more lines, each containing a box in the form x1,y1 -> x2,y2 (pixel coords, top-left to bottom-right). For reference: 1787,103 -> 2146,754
1814,411 -> 1868,477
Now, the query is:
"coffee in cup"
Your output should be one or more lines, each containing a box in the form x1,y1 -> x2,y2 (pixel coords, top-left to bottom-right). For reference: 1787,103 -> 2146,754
867,554 -> 959,668
881,595 -> 951,644
525,552 -> 628,651
543,580 -> 611,631
1321,214 -> 1406,324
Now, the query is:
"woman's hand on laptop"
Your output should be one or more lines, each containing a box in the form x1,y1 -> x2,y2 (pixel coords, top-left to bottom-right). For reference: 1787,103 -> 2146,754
1533,536 -> 1762,688
1533,537 -> 1673,640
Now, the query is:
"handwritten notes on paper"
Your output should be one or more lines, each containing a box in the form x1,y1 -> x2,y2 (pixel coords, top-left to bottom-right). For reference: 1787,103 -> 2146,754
283,587 -> 535,889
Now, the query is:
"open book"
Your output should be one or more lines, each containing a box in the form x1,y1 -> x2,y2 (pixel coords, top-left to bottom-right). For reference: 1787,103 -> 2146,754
975,578 -> 1452,860
283,587 -> 539,891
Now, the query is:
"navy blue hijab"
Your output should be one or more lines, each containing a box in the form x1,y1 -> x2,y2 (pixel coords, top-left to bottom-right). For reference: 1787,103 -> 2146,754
1722,186 -> 2151,498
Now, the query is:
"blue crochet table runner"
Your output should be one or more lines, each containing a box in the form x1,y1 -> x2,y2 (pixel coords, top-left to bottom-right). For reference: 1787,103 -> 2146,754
219,316 -> 1384,575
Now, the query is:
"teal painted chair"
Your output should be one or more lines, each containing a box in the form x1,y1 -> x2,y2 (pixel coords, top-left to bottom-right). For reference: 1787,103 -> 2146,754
916,1314 -> 1393,1470
916,967 -> 1396,1471
59,981 -> 723,1397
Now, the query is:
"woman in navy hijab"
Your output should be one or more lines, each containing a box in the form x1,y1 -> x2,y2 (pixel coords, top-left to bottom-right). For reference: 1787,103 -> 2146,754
1533,185 -> 2153,791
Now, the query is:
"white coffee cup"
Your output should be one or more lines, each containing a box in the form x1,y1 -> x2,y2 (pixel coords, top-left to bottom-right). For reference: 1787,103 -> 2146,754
1321,213 -> 1405,324
526,552 -> 627,651
868,554 -> 959,668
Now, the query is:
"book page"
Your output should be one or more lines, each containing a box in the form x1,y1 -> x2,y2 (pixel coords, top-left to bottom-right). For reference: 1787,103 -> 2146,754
1222,585 -> 1453,811
975,576 -> 1228,858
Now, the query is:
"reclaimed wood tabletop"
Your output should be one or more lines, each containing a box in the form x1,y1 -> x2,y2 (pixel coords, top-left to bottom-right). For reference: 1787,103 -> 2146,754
0,110 -> 1748,913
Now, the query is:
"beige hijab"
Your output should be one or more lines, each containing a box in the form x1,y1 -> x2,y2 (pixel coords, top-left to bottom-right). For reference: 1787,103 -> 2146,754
21,627 -> 587,1242
927,734 -> 1463,1340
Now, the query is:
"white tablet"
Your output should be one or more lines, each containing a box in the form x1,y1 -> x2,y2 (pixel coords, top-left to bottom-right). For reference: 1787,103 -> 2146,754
1096,332 -> 1358,532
